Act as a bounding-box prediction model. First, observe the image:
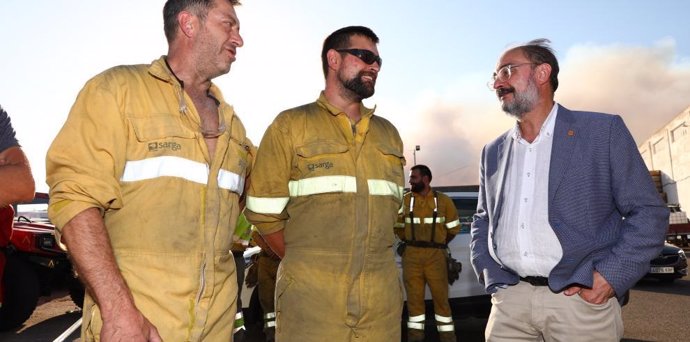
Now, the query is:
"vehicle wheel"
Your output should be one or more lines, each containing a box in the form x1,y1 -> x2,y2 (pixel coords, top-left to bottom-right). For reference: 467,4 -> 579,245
0,256 -> 40,331
67,276 -> 85,308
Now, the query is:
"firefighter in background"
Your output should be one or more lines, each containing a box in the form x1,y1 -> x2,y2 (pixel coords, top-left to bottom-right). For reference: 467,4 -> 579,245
395,164 -> 460,342
232,211 -> 252,341
249,229 -> 280,342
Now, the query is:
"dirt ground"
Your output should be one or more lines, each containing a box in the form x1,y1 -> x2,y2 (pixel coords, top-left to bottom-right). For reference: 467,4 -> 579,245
0,290 -> 81,342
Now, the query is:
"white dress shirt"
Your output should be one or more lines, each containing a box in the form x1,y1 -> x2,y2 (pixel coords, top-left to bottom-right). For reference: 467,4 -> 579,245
494,103 -> 563,278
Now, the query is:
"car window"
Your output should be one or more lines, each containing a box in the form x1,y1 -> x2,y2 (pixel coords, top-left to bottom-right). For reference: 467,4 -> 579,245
14,193 -> 51,223
452,198 -> 478,234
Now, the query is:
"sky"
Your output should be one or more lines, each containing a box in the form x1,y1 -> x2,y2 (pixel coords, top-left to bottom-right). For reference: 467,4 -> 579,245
2,1 -> 690,192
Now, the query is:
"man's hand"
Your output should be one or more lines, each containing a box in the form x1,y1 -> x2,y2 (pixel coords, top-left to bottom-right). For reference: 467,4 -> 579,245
563,271 -> 615,304
101,306 -> 162,342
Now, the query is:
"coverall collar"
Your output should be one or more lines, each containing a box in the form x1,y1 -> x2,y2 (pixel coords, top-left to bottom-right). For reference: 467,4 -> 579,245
147,56 -> 229,113
316,91 -> 376,119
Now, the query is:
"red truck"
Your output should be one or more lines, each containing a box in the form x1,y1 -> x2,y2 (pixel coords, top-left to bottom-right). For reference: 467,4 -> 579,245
0,193 -> 83,331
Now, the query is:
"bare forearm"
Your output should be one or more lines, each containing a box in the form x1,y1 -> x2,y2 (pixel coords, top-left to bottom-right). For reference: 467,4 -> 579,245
62,207 -> 136,319
0,147 -> 35,206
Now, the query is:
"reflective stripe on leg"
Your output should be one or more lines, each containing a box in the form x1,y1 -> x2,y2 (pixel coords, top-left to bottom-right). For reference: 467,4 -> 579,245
408,313 -> 425,322
407,322 -> 425,330
437,323 -> 455,332
435,314 -> 453,323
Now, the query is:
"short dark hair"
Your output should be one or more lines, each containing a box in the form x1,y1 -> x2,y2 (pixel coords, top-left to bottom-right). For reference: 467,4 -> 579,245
411,164 -> 432,182
321,26 -> 379,77
516,38 -> 559,92
163,0 -> 241,43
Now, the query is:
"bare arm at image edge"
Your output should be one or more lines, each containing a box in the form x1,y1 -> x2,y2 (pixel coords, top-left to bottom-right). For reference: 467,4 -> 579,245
0,146 -> 35,206
62,208 -> 162,342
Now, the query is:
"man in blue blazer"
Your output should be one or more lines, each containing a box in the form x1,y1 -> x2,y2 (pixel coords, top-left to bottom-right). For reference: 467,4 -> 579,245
471,39 -> 669,341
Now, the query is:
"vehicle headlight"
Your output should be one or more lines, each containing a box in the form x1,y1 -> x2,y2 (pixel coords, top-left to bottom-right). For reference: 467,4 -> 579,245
679,249 -> 687,260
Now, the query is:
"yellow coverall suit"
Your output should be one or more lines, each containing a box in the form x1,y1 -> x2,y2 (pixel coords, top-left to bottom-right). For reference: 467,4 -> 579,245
46,57 -> 252,341
395,190 -> 460,342
245,92 -> 406,342
251,230 -> 280,342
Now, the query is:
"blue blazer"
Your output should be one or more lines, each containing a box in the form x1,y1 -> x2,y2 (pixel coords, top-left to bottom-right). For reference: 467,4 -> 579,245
470,105 -> 669,300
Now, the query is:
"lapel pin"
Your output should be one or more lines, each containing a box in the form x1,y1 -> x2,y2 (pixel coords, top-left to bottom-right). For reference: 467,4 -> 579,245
567,129 -> 575,137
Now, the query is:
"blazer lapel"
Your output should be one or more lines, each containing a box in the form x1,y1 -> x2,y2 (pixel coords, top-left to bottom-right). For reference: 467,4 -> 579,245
549,106 -> 577,203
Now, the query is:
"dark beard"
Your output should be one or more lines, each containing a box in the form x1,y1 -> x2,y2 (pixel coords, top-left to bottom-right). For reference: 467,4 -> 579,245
410,182 -> 424,193
343,73 -> 375,100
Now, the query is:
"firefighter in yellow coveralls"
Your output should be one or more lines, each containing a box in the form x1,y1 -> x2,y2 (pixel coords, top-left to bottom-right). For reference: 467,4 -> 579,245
245,26 -> 405,342
395,165 -> 460,342
45,1 -> 249,341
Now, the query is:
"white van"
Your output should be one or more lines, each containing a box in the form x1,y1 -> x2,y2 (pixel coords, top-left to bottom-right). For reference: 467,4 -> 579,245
240,185 -> 490,325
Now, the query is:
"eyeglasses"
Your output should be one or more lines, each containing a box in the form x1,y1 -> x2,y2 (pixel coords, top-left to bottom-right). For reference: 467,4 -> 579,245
336,49 -> 382,67
486,63 -> 535,89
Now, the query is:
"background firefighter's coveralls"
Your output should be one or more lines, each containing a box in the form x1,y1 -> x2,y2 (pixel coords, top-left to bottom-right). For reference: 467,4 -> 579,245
395,190 -> 460,342
46,57 -> 252,341
245,93 -> 405,342
232,211 -> 254,341
250,230 -> 280,342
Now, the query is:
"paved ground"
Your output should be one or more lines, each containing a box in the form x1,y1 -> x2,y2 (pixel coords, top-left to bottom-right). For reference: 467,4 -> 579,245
2,273 -> 688,342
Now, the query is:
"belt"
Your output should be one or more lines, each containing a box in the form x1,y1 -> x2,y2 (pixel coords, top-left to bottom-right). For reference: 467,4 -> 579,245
405,240 -> 447,249
520,276 -> 549,286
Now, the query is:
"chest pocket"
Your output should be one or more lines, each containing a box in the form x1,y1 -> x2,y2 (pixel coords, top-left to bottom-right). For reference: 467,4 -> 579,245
130,115 -> 196,155
295,141 -> 350,177
376,144 -> 405,182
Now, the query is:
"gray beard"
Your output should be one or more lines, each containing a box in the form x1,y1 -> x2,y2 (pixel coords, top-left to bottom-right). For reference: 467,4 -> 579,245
502,77 -> 538,119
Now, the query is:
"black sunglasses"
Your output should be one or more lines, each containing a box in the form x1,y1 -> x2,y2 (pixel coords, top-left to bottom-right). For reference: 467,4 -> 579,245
336,49 -> 382,66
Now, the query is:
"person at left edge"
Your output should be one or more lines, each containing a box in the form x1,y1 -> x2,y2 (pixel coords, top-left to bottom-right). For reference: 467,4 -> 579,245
0,105 -> 35,206
45,0 -> 251,341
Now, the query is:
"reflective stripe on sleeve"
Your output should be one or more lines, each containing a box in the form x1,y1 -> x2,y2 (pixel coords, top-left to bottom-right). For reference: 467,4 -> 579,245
288,175 -> 357,196
368,179 -> 403,200
246,196 -> 290,214
435,314 -> 452,323
235,312 -> 244,320
437,324 -> 455,332
265,320 -> 276,328
394,222 -> 405,228
446,219 -> 460,229
121,156 -> 208,184
265,312 -> 276,319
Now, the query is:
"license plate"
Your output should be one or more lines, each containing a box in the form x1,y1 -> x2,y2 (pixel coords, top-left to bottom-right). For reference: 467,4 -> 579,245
650,267 -> 674,274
